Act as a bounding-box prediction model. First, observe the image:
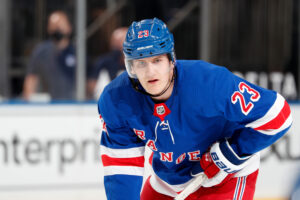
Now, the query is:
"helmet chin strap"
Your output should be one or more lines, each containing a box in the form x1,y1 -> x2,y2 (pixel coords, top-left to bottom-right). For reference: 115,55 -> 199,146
129,67 -> 176,98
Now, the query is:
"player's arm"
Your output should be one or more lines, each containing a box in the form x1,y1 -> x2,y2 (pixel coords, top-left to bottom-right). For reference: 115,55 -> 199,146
22,44 -> 45,101
23,74 -> 39,100
191,66 -> 292,187
214,67 -> 292,157
98,98 -> 145,200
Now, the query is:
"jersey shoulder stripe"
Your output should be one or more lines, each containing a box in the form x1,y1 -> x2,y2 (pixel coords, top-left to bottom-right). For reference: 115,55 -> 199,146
245,93 -> 292,135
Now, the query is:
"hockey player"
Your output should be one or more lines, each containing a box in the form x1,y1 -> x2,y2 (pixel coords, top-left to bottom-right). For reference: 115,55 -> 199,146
98,18 -> 292,200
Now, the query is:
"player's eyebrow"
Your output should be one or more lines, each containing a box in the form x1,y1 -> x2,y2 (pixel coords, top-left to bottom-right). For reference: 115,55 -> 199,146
136,55 -> 165,62
149,55 -> 165,62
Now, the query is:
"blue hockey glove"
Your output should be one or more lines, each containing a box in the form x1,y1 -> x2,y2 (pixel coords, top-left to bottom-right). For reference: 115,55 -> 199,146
191,139 -> 252,187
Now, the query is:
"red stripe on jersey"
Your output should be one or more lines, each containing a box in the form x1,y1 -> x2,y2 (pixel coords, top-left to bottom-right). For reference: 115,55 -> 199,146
149,152 -> 154,166
101,154 -> 145,167
254,100 -> 291,131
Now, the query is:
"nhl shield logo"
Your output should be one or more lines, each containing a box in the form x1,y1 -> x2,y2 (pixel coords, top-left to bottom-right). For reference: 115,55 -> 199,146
153,103 -> 171,121
156,105 -> 165,115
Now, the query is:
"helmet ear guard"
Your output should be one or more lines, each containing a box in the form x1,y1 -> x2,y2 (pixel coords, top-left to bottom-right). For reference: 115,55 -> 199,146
123,18 -> 176,78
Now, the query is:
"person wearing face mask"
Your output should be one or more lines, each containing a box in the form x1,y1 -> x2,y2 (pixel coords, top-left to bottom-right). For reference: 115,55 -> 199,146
87,27 -> 128,100
23,10 -> 76,101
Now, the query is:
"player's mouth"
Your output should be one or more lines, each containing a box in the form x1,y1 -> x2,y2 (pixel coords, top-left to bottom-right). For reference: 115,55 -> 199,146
148,79 -> 158,84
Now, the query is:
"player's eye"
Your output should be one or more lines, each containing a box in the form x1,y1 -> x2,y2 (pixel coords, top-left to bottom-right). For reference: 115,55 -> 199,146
135,61 -> 147,68
153,58 -> 161,63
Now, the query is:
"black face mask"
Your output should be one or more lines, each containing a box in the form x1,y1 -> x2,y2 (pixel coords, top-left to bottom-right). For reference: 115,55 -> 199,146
49,31 -> 70,42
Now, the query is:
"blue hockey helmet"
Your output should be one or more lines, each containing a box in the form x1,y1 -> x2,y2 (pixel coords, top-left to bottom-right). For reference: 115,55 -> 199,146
123,18 -> 175,78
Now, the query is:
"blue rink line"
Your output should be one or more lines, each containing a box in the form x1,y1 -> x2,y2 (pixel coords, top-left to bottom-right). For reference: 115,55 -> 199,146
287,100 -> 300,105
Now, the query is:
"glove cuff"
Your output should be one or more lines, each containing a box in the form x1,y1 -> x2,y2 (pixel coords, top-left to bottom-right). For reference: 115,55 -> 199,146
210,140 -> 251,173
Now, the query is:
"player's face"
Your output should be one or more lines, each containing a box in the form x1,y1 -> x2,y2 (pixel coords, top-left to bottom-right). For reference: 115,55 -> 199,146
131,54 -> 174,100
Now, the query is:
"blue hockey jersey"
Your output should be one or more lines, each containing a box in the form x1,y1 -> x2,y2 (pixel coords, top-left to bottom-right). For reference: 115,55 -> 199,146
98,60 -> 292,200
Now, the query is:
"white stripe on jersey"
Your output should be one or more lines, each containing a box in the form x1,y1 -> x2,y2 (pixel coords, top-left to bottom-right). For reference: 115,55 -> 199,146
239,176 -> 247,200
103,166 -> 144,176
256,114 -> 292,135
233,177 -> 241,200
246,93 -> 285,129
100,145 -> 145,158
245,93 -> 292,135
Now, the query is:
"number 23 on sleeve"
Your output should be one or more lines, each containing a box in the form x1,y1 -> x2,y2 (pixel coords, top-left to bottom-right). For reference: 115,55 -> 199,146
231,82 -> 260,116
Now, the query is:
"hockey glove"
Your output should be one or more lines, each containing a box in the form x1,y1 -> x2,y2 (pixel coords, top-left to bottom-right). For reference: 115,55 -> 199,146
191,139 -> 252,187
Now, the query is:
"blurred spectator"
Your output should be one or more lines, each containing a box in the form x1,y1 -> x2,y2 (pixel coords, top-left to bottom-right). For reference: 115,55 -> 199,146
87,27 -> 127,100
22,10 -> 76,101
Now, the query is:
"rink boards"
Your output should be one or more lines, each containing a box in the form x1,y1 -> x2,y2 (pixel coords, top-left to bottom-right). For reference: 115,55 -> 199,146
0,103 -> 299,200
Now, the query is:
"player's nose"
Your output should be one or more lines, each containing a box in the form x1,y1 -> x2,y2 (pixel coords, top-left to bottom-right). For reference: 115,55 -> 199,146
145,64 -> 157,77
